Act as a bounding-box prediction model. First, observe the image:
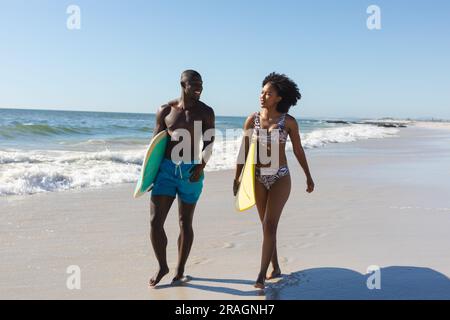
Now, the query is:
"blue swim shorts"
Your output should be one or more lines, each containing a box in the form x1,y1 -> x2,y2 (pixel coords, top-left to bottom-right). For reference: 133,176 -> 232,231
151,158 -> 204,204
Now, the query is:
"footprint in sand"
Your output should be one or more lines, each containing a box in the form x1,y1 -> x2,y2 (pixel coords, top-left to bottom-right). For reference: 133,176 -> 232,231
222,242 -> 235,249
230,230 -> 256,237
316,232 -> 327,238
304,232 -> 327,239
286,242 -> 315,249
189,257 -> 213,266
297,243 -> 315,249
279,256 -> 295,264
298,232 -> 312,238
209,240 -> 239,249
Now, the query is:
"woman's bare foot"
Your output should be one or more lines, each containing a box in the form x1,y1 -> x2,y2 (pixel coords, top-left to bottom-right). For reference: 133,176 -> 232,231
254,274 -> 265,289
148,267 -> 169,287
266,268 -> 282,280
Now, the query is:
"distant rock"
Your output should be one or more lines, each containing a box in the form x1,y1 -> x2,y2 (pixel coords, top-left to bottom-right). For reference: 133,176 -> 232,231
325,120 -> 350,124
360,121 -> 408,128
325,119 -> 409,128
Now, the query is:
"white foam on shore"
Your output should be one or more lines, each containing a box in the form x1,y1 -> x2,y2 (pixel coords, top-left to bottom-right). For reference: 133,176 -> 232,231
300,124 -> 399,149
0,124 -> 400,196
0,150 -> 142,196
412,121 -> 450,130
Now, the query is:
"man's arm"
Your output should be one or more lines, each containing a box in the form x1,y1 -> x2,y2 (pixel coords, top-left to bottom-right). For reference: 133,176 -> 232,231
189,106 -> 215,182
200,106 -> 215,167
153,104 -> 171,137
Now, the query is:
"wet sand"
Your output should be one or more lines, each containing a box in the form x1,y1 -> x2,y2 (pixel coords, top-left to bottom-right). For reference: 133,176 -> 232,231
1,126 -> 449,299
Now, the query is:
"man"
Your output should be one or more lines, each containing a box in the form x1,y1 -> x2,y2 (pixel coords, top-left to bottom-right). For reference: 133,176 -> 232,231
149,70 -> 215,287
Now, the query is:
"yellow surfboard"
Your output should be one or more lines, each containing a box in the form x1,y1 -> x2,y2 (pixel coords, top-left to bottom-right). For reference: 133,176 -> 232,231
235,139 -> 256,212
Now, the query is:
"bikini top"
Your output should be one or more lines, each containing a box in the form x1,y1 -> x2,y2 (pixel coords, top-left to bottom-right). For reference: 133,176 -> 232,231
253,112 -> 289,144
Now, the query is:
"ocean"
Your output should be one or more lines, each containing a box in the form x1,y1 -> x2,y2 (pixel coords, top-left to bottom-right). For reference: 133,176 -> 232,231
0,108 -> 401,196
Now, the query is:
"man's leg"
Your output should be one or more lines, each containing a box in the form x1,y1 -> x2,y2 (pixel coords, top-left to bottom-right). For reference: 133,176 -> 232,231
149,195 -> 175,287
172,198 -> 196,283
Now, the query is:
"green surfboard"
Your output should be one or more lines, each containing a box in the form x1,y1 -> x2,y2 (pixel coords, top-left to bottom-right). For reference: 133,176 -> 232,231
133,130 -> 168,198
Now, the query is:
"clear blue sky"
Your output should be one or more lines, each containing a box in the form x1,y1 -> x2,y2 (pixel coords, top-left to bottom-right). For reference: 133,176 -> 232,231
1,0 -> 449,119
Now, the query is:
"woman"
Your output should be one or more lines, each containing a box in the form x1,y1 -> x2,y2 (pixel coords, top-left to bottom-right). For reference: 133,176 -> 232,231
233,72 -> 315,289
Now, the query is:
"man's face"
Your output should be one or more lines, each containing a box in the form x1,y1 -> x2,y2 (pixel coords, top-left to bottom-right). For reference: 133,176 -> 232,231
182,77 -> 203,100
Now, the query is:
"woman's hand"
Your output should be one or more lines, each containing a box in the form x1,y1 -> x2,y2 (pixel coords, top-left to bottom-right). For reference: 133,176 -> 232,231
306,177 -> 315,193
233,179 -> 240,196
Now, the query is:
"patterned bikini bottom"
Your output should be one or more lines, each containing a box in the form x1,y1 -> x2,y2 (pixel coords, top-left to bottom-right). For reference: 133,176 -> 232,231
255,166 -> 290,190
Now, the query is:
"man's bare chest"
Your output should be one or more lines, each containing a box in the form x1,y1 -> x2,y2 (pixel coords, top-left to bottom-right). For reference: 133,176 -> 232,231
165,110 -> 203,132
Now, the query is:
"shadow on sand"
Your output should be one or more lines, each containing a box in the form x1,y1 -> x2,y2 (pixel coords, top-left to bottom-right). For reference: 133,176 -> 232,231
154,276 -> 264,296
265,266 -> 450,300
154,266 -> 450,299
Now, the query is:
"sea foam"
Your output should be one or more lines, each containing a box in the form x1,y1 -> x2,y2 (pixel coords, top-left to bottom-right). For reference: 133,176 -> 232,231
0,124 -> 399,196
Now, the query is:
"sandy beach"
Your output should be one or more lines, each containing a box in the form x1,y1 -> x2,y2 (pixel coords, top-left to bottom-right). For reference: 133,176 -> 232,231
1,125 -> 450,300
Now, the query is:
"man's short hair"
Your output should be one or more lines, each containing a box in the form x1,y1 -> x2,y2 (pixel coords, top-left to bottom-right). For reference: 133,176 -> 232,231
181,70 -> 202,82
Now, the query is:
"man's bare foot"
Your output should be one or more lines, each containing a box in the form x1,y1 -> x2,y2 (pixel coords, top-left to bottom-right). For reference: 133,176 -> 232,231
266,268 -> 282,280
254,274 -> 265,289
148,267 -> 169,287
171,274 -> 191,286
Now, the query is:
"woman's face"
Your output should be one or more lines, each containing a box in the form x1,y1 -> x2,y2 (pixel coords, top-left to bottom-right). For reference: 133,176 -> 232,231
260,83 -> 282,109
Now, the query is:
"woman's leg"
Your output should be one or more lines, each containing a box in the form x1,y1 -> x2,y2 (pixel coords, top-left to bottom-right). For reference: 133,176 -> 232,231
255,174 -> 291,288
255,179 -> 280,278
255,179 -> 268,225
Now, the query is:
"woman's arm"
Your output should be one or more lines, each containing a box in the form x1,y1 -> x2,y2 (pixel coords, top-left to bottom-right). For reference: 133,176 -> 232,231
233,114 -> 255,195
287,116 -> 315,193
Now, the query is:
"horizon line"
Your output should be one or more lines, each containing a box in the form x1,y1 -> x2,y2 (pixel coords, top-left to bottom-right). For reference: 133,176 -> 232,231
0,107 -> 448,122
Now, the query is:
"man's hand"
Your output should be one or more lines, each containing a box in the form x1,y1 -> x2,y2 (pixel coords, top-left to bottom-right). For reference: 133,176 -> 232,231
233,179 -> 240,196
306,177 -> 315,193
189,164 -> 205,182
